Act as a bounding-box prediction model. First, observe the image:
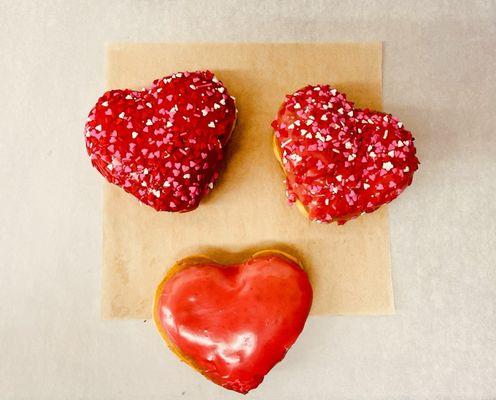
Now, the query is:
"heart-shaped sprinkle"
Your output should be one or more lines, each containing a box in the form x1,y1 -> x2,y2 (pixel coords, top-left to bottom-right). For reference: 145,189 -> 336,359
85,71 -> 237,212
154,252 -> 313,394
272,85 -> 419,224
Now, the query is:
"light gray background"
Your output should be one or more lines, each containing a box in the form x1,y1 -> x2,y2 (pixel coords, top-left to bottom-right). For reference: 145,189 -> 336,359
1,1 -> 495,399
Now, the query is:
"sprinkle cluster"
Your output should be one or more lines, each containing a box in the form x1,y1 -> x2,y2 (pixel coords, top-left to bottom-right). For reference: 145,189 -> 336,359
85,71 -> 237,212
272,85 -> 419,224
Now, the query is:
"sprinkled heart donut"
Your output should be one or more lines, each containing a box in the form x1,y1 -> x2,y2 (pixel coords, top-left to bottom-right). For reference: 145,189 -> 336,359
272,85 -> 419,224
154,251 -> 312,394
84,71 -> 237,212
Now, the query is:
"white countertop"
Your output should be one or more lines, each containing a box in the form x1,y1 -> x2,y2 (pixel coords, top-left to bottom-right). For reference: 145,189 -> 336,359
1,1 -> 495,399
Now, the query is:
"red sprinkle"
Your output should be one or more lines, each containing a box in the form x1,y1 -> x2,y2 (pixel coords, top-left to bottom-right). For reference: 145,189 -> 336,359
272,85 -> 419,224
85,71 -> 237,212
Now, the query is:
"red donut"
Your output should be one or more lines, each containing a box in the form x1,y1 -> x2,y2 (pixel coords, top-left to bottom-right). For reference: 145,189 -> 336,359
272,85 -> 419,224
85,70 -> 237,212
154,251 -> 312,394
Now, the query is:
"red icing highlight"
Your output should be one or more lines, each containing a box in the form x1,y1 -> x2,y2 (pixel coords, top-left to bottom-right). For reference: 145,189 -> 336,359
154,253 -> 313,394
272,85 -> 419,224
85,71 -> 237,212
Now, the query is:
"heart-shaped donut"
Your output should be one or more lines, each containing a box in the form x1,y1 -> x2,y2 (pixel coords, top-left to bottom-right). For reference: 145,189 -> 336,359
84,71 -> 237,212
272,85 -> 419,224
154,251 -> 313,394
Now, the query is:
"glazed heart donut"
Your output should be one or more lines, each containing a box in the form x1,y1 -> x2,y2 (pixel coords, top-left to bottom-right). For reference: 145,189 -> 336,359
84,71 -> 237,212
154,251 -> 313,394
272,85 -> 419,224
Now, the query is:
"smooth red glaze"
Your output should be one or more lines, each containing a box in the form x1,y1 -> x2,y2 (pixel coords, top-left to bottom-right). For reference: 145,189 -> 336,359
85,70 -> 237,212
272,85 -> 419,224
154,253 -> 313,394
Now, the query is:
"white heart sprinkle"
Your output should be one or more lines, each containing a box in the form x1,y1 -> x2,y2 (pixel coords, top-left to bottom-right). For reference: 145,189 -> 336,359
382,161 -> 394,171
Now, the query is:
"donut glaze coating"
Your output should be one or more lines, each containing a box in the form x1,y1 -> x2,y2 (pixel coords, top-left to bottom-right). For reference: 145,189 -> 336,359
154,251 -> 313,393
85,70 -> 237,212
272,85 -> 419,224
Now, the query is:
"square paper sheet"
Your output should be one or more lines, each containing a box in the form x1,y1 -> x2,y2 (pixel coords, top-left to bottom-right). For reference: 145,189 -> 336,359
102,43 -> 393,318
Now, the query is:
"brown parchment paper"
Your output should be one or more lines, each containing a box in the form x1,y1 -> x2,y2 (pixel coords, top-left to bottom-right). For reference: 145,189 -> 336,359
102,42 -> 393,319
